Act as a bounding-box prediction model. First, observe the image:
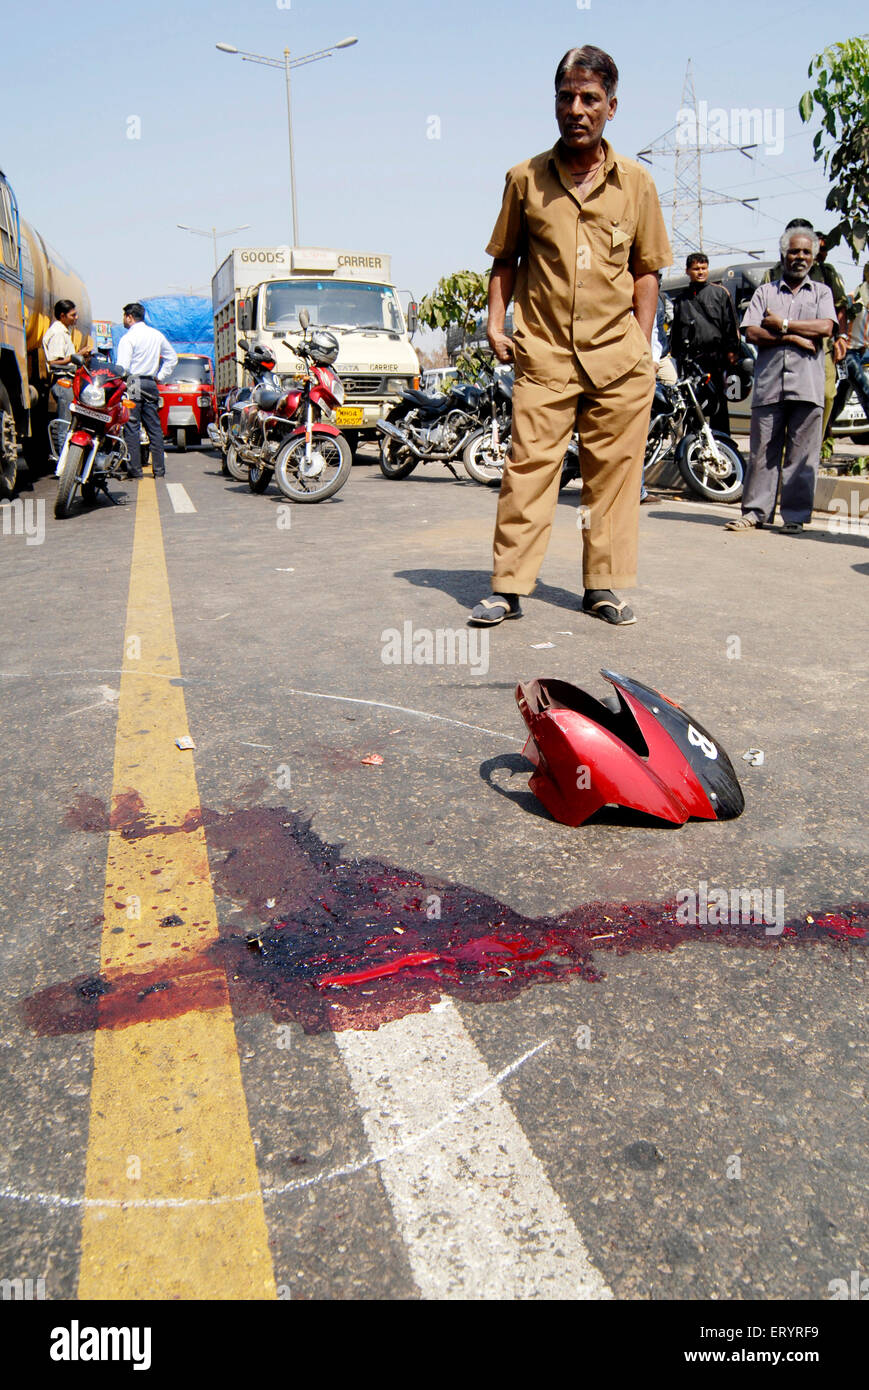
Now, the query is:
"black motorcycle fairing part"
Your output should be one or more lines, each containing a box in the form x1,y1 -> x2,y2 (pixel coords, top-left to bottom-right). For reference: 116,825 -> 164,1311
600,669 -> 745,820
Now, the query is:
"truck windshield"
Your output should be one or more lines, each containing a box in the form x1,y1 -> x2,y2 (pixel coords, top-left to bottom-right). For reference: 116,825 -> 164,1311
264,280 -> 404,334
165,358 -> 212,384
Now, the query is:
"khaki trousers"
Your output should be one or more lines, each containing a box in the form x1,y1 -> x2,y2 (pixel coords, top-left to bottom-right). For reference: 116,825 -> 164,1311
492,355 -> 655,594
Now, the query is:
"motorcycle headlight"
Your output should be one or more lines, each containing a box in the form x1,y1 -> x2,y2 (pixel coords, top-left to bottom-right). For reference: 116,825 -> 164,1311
385,377 -> 412,394
81,383 -> 106,407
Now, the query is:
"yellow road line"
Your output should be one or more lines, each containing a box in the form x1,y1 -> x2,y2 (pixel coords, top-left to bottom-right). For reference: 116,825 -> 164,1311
78,478 -> 276,1300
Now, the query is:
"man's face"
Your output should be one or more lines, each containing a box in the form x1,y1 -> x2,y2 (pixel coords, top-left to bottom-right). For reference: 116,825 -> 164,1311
60,308 -> 78,328
783,235 -> 814,281
687,260 -> 709,284
555,68 -> 616,152
123,313 -> 133,327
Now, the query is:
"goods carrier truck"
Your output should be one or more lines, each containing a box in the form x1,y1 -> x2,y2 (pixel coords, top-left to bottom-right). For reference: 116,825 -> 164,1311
212,245 -> 420,453
0,167 -> 93,494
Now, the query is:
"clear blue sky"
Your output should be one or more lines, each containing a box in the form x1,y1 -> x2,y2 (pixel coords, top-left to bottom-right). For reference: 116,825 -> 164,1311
4,0 -> 864,319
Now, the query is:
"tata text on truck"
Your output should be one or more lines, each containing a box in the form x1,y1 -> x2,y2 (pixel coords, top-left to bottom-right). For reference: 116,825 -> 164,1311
0,167 -> 92,495
213,246 -> 420,453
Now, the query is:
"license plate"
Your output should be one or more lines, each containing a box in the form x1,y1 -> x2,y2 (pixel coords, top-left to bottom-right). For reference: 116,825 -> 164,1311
71,405 -> 111,422
336,406 -> 364,427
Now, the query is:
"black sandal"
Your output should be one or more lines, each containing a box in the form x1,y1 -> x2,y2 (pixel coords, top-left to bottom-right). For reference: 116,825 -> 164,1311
468,595 -> 523,626
582,596 -> 636,626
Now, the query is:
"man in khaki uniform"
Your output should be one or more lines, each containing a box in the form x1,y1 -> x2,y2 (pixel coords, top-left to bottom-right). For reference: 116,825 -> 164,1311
469,45 -> 672,628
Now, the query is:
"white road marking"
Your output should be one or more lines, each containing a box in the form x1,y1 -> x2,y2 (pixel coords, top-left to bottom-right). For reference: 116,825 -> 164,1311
0,1039 -> 551,1211
165,483 -> 196,513
335,998 -> 613,1300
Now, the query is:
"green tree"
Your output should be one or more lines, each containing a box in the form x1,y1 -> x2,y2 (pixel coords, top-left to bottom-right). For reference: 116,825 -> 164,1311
799,36 -> 869,258
419,269 -> 490,342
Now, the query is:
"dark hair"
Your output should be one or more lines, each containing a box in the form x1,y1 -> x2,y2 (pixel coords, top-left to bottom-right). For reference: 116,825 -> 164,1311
55,299 -> 76,318
686,252 -> 708,269
123,302 -> 145,321
784,217 -> 813,231
555,46 -> 618,98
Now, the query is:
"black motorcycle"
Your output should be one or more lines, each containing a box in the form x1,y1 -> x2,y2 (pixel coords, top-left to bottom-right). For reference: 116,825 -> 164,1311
210,340 -> 280,483
376,361 -> 490,479
460,351 -> 515,484
645,360 -> 744,503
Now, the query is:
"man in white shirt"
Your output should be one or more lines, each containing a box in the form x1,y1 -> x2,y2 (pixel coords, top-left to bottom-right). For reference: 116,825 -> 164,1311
116,301 -> 178,477
43,299 -> 86,428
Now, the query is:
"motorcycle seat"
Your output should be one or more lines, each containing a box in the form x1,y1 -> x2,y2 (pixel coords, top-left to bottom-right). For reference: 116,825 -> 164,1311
402,389 -> 452,412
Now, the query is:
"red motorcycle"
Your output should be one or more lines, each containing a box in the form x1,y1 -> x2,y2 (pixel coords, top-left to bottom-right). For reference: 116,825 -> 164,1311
53,355 -> 139,517
268,313 -> 351,503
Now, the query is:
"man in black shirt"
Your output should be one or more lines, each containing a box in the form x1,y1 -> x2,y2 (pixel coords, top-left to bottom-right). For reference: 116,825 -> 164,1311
670,252 -> 740,433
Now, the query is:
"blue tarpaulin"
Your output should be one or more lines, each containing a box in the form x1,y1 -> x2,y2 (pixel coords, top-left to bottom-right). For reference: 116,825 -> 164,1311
110,296 -> 214,362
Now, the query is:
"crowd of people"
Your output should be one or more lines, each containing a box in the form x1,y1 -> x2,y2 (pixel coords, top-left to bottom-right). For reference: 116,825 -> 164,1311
467,44 -> 868,627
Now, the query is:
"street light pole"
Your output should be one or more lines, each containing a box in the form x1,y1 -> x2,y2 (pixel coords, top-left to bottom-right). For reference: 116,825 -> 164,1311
284,49 -> 299,247
216,37 -> 358,248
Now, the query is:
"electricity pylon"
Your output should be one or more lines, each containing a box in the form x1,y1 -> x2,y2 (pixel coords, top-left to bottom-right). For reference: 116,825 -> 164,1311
637,60 -> 763,262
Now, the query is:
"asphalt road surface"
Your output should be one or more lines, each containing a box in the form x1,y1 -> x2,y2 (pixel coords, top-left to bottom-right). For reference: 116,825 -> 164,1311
1,448 -> 866,1304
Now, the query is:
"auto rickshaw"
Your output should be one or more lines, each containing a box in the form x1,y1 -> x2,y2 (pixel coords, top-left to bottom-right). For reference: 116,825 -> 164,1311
157,354 -> 216,450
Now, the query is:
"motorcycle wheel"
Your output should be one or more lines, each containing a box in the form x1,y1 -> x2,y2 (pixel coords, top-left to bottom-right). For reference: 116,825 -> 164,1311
275,433 -> 352,502
55,442 -> 86,518
225,442 -> 248,482
379,408 -> 418,479
248,459 -> 272,493
462,426 -> 508,485
677,433 -> 744,503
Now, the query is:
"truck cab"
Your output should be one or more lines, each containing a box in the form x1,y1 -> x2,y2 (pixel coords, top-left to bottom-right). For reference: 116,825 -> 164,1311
213,247 -> 420,453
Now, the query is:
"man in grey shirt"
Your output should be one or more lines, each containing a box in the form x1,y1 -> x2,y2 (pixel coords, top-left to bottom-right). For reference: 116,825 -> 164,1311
725,230 -> 835,533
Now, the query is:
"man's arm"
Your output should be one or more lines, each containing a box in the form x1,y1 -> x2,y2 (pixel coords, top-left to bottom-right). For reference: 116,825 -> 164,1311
760,312 -> 835,340
116,333 -> 132,372
632,272 -> 658,344
487,258 -> 517,363
157,334 -> 179,382
745,324 -> 816,352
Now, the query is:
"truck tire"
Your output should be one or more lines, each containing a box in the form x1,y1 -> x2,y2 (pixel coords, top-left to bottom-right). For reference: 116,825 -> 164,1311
0,384 -> 19,499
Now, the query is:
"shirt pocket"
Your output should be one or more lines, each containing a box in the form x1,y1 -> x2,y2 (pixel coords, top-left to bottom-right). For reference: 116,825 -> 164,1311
606,220 -> 635,265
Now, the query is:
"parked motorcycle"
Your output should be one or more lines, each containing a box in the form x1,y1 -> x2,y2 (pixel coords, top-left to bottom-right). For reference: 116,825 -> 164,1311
376,362 -> 489,479
211,316 -> 351,502
459,350 -> 514,485
645,362 -> 744,502
53,356 -> 138,517
271,313 -> 352,503
210,342 -> 279,483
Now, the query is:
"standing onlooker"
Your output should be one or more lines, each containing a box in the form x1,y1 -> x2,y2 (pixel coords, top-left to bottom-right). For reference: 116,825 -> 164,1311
42,299 -> 85,432
762,220 -> 848,437
115,302 -> 177,478
468,45 -> 671,629
670,253 -> 740,433
725,230 -> 835,534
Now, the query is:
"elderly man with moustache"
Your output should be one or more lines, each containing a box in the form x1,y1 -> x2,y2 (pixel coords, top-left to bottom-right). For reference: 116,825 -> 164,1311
468,44 -> 671,629
725,230 -> 835,534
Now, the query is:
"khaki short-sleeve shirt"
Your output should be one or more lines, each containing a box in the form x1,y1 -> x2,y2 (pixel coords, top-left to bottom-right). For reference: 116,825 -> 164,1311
487,139 -> 672,389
